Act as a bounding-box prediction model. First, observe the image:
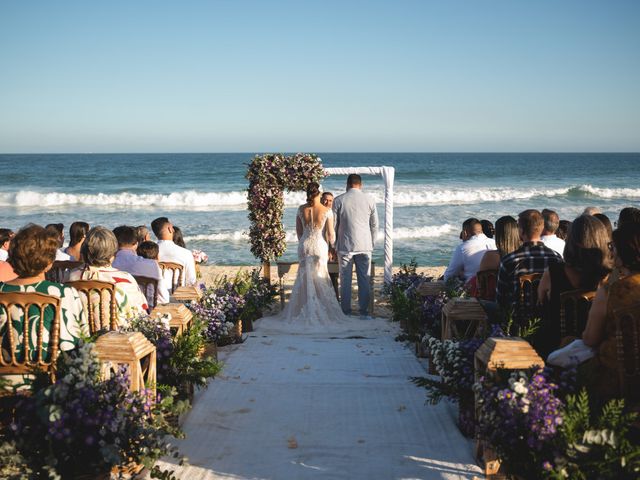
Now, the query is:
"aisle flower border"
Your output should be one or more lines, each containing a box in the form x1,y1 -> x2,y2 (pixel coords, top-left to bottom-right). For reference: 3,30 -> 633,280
246,153 -> 326,262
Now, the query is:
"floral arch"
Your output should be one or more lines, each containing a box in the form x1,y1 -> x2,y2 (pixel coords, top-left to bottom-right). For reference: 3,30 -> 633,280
246,153 -> 394,284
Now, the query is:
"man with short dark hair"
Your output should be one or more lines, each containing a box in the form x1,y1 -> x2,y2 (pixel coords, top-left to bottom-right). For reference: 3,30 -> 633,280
112,225 -> 170,304
0,228 -> 14,262
444,218 -> 496,283
541,209 -> 565,257
151,216 -> 197,286
496,209 -> 563,308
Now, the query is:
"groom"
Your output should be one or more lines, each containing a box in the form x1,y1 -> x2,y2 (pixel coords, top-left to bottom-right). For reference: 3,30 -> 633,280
332,174 -> 378,319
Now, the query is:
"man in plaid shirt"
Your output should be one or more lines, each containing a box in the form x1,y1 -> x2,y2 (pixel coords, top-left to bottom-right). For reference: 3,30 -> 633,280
496,209 -> 563,308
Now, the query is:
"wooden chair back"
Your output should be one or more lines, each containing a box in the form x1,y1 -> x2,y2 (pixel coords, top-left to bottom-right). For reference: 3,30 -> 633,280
159,261 -> 184,293
476,269 -> 497,300
133,275 -> 159,311
46,260 -> 84,283
516,272 -> 543,325
614,301 -> 640,403
559,289 -> 596,338
0,292 -> 62,380
65,280 -> 118,334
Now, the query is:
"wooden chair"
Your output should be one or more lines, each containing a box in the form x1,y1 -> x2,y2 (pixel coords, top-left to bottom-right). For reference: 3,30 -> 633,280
614,301 -> 640,403
516,272 -> 543,325
133,275 -> 159,311
159,261 -> 184,293
476,269 -> 497,300
66,280 -> 118,334
559,289 -> 596,338
46,260 -> 84,283
0,292 -> 62,382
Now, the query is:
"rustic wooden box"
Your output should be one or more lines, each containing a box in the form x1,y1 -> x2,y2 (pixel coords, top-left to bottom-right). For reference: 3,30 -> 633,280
151,302 -> 194,336
441,297 -> 487,340
170,285 -> 201,303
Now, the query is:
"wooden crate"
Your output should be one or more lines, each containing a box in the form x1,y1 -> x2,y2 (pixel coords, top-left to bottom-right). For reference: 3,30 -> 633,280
94,332 -> 156,397
151,302 -> 194,336
441,297 -> 487,340
170,285 -> 201,303
474,337 -> 544,477
416,280 -> 445,297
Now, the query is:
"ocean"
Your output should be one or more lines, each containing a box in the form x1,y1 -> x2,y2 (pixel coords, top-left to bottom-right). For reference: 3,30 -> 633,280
1,153 -> 638,267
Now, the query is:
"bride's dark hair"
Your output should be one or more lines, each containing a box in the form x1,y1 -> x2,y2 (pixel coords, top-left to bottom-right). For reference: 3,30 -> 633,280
306,182 -> 321,203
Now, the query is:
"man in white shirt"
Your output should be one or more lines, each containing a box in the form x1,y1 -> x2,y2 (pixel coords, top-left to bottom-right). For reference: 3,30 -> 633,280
151,217 -> 197,287
0,228 -> 13,261
541,209 -> 565,258
444,218 -> 496,283
45,223 -> 71,261
112,226 -> 170,304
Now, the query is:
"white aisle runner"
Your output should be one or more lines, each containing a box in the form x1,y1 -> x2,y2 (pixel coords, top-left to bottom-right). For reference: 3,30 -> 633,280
156,319 -> 482,479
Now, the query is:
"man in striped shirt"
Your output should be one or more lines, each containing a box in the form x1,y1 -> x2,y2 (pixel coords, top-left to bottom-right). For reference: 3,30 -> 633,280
496,209 -> 563,308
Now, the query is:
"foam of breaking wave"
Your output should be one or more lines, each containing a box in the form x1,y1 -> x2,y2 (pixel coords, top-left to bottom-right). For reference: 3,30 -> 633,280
1,184 -> 637,209
185,224 -> 455,243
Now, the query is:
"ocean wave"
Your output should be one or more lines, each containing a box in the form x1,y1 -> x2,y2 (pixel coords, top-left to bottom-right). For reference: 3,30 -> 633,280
1,184 -> 637,209
184,225 -> 455,243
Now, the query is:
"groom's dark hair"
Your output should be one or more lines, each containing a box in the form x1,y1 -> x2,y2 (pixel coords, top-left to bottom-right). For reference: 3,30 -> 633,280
347,174 -> 362,187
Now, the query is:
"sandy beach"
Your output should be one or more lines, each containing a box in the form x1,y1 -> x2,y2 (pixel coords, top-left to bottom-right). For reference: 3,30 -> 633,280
199,264 -> 446,319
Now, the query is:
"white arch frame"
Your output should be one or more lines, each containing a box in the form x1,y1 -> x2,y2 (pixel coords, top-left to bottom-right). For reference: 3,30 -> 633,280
324,166 -> 394,284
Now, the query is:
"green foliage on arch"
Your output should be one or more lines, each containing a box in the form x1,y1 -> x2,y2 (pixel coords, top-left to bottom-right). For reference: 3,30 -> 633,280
246,153 -> 326,262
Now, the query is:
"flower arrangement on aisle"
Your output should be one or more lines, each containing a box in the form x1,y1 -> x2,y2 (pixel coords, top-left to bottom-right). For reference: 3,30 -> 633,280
246,153 -> 325,262
2,342 -> 184,478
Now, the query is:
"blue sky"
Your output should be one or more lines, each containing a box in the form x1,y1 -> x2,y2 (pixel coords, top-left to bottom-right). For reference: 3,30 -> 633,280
1,1 -> 639,153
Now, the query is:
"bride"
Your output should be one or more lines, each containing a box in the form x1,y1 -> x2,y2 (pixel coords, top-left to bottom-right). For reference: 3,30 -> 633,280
259,182 -> 353,333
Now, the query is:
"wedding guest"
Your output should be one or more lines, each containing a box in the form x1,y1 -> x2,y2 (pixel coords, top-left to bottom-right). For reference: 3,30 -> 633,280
68,226 -> 148,323
137,241 -> 160,260
173,226 -> 187,248
0,228 -> 14,261
0,225 -> 88,388
444,218 -> 495,284
616,206 -> 640,228
136,225 -> 151,245
478,216 -> 522,272
593,213 -> 613,239
112,226 -> 169,304
0,260 -> 16,282
583,206 -> 601,216
556,220 -> 572,241
64,221 -> 89,261
151,217 -> 197,286
536,215 -> 613,357
579,222 -> 640,399
541,209 -> 565,258
45,223 -> 71,261
496,210 -> 563,309
481,220 -> 495,239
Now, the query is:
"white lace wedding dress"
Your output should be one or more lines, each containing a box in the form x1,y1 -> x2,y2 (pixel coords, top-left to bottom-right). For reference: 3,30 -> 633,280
259,206 -> 356,334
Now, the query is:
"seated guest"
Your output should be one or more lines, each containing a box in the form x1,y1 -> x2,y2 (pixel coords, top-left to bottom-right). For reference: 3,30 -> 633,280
478,216 -> 521,272
0,260 -> 16,282
63,221 -> 89,261
578,222 -> 640,399
136,225 -> 151,245
152,217 -> 197,286
583,206 -> 601,216
556,219 -> 571,240
45,223 -> 71,261
541,209 -> 565,258
0,225 -> 88,388
0,228 -> 14,261
68,226 -> 148,323
496,209 -> 563,309
444,218 -> 496,284
536,215 -> 613,357
480,219 -> 494,239
137,241 -> 159,260
594,213 -> 613,239
112,226 -> 169,304
617,206 -> 640,228
173,226 -> 187,249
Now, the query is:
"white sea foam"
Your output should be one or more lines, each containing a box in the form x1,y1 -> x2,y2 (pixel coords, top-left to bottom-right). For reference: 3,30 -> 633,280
1,184 -> 637,209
